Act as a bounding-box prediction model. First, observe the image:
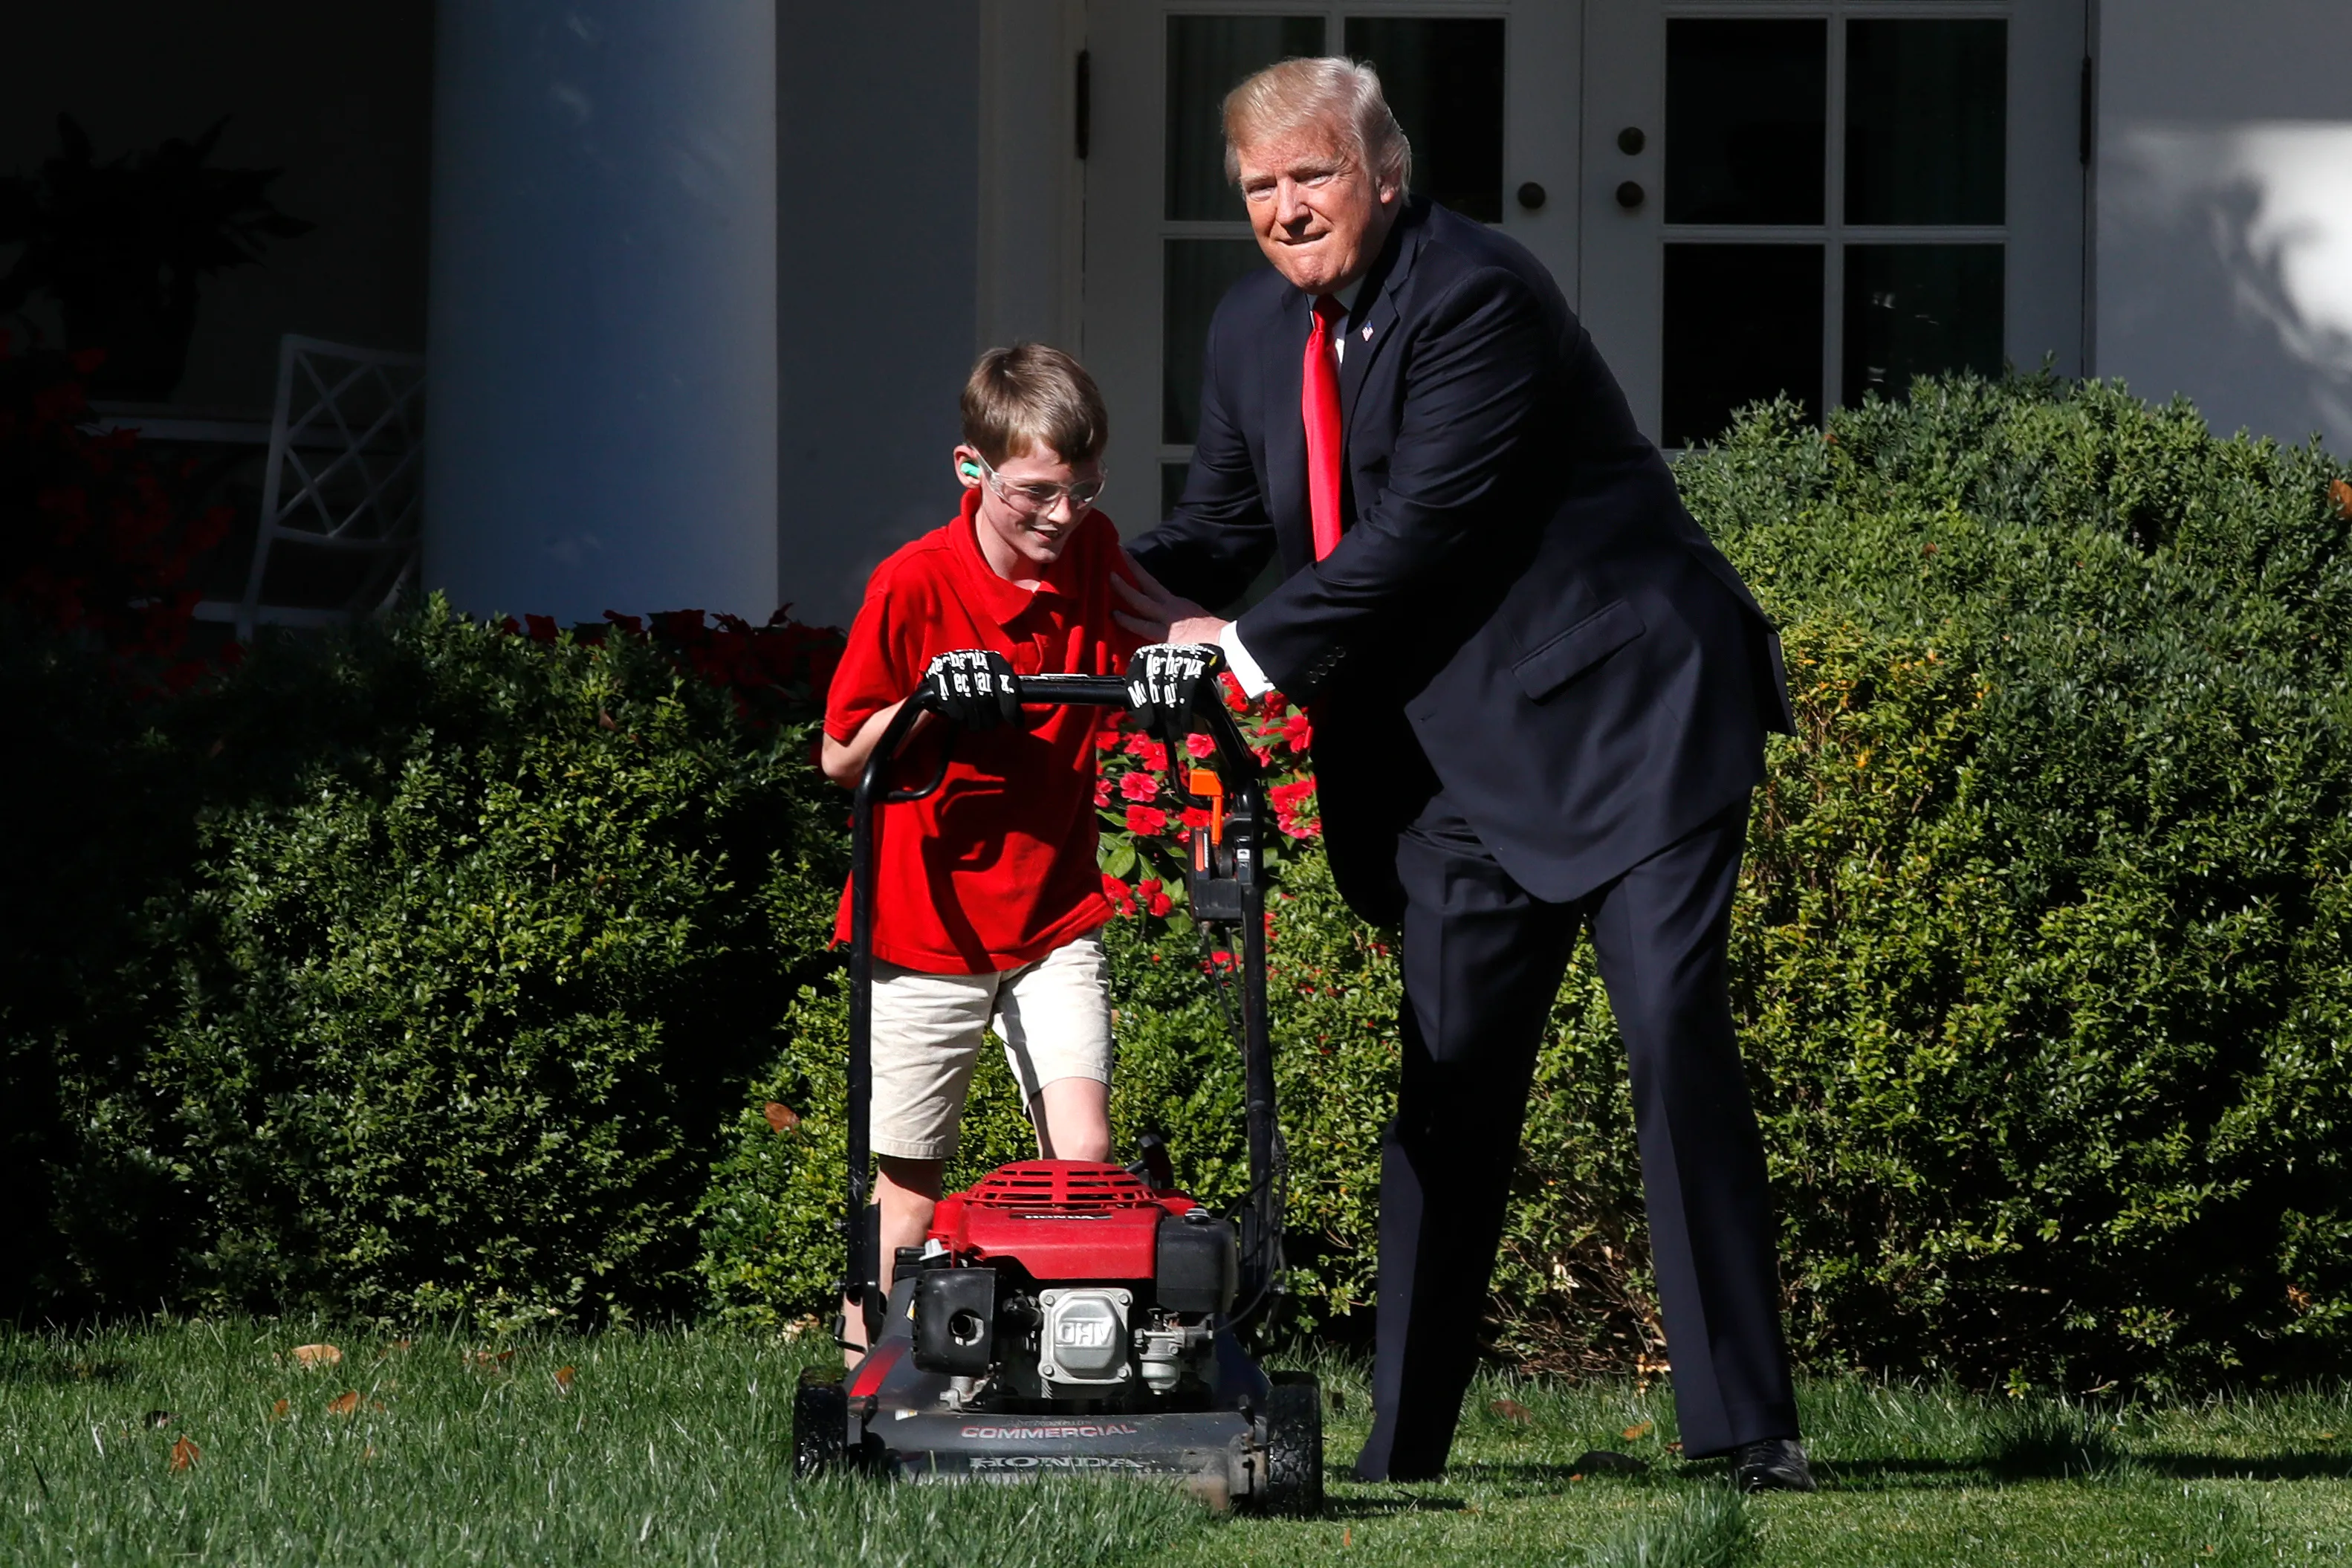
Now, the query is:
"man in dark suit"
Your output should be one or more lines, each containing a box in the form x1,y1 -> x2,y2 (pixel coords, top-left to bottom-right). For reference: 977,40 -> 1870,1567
1115,57 -> 1812,1489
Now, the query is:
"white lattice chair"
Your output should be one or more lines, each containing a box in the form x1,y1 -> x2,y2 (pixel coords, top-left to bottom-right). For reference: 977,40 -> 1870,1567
192,334 -> 426,639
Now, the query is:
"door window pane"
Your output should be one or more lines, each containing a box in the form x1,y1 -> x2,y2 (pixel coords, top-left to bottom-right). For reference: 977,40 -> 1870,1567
1663,244 -> 1824,447
1342,17 -> 1506,221
1167,15 -> 1327,221
1843,244 -> 2004,404
1164,239 -> 1269,444
1846,21 -> 2006,226
1665,20 -> 1826,225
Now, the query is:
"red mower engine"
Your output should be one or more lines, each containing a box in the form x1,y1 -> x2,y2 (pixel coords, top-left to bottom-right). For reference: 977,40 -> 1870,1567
905,1162 -> 1237,1405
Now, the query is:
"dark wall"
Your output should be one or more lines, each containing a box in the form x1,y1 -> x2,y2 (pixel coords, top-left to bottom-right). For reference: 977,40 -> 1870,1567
776,0 -> 979,623
2,4 -> 433,410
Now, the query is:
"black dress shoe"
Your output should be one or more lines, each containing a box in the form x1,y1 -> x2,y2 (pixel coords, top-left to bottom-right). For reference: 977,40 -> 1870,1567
1731,1437 -> 1817,1492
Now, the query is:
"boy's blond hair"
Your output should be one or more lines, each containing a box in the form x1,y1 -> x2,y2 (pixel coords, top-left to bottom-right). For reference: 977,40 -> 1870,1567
961,343 -> 1109,466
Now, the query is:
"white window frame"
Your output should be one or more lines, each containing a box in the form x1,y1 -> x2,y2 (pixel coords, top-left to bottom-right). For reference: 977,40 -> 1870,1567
1581,0 -> 2087,444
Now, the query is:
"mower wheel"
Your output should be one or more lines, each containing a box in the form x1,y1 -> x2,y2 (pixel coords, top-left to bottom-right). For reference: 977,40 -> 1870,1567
1260,1371 -> 1324,1514
792,1368 -> 849,1478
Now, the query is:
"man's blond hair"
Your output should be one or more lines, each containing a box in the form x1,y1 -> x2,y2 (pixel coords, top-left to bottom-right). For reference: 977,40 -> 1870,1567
1222,56 -> 1413,190
960,343 -> 1108,466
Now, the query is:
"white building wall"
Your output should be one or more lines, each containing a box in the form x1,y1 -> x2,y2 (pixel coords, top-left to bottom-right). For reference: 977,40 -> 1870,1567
2096,0 -> 2352,453
776,1 -> 981,626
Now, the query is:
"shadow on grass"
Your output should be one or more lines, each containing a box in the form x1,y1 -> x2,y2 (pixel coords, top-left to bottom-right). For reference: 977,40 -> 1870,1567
1445,1461 -> 1665,1489
2134,1453 -> 2352,1483
1315,1494 -> 1474,1518
0,1350 -> 129,1387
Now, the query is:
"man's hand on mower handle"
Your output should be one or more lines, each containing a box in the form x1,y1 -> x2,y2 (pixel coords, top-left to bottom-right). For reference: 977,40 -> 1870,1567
1127,642 -> 1223,744
922,648 -> 1021,730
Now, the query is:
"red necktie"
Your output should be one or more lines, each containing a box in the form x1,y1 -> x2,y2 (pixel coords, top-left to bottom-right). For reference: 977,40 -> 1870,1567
1302,294 -> 1346,560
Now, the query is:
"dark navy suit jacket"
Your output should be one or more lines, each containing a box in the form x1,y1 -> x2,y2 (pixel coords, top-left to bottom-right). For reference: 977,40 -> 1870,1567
1132,198 -> 1793,921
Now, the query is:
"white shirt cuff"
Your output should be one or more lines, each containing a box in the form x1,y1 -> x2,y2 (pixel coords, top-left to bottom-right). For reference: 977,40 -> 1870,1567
1217,621 -> 1274,698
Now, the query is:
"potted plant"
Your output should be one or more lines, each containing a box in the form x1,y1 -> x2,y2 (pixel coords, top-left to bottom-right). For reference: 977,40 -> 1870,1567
0,114 -> 311,402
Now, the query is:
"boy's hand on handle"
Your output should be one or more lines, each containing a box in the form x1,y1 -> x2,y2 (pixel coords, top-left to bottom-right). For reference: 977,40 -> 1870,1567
1127,642 -> 1223,744
921,649 -> 1021,730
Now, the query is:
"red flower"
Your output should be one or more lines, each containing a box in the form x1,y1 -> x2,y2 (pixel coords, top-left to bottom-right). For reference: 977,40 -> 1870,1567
1282,711 -> 1313,751
1182,806 -> 1213,830
1270,778 -> 1321,839
1123,733 -> 1170,771
1124,805 -> 1169,836
1138,878 -> 1174,917
524,613 -> 560,644
1093,777 -> 1112,808
1185,732 -> 1217,759
1119,771 -> 1160,803
1263,691 -> 1288,716
1219,672 -> 1249,712
1101,874 -> 1136,914
1094,725 -> 1122,750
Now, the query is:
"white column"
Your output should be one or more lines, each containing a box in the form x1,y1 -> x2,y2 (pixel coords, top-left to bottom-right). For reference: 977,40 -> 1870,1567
424,0 -> 777,624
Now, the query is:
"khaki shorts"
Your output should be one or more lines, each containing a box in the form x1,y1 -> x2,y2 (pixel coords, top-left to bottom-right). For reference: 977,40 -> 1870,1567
869,931 -> 1112,1161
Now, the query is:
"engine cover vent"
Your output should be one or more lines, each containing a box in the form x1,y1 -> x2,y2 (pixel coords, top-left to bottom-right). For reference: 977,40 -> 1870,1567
968,1162 -> 1156,1213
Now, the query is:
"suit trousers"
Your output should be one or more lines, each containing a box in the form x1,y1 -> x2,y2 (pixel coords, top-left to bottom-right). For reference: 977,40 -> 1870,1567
1353,788 -> 1799,1477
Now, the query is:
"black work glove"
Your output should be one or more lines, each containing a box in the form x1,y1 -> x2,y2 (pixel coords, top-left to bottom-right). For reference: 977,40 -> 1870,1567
1126,642 -> 1222,745
921,648 -> 1022,730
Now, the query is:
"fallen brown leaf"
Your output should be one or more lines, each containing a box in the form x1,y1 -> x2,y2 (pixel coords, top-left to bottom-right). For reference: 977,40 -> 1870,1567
467,1348 -> 516,1372
292,1343 -> 342,1370
1665,1441 -> 1684,1456
1489,1398 -> 1533,1424
270,1399 -> 290,1419
554,1364 -> 577,1395
1622,1421 -> 1654,1442
763,1101 -> 801,1133
169,1434 -> 200,1471
326,1390 -> 361,1416
2333,479 -> 2352,520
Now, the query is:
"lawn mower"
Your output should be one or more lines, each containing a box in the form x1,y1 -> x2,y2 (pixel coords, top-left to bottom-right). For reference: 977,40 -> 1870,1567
792,671 -> 1321,1512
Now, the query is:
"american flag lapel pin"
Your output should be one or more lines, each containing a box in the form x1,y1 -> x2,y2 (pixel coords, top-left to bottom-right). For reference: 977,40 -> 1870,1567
1361,323 -> 1375,340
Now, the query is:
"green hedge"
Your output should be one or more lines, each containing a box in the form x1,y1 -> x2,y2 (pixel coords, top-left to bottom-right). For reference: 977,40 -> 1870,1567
11,373 -> 2352,1393
4,604 -> 844,1326
702,375 -> 2352,1393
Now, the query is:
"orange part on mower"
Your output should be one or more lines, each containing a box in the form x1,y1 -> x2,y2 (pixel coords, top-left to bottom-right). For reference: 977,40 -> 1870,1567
1188,768 -> 1226,873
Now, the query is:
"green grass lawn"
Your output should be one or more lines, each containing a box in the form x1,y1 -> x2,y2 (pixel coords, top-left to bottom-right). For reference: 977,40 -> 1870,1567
2,1323 -> 2348,1566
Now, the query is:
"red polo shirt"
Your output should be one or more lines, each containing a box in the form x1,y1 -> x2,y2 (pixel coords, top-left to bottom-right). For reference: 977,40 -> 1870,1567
826,488 -> 1141,973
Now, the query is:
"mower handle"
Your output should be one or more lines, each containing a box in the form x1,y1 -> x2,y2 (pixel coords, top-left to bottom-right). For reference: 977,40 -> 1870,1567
843,669 -> 1283,1346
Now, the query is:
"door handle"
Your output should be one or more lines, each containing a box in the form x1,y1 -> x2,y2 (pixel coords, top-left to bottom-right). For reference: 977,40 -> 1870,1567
1516,181 -> 1546,211
1616,181 -> 1645,210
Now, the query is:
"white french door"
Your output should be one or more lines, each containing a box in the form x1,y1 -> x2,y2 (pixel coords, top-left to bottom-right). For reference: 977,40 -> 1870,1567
1079,1 -> 1578,537
1067,0 -> 2087,501
1580,0 -> 2088,447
